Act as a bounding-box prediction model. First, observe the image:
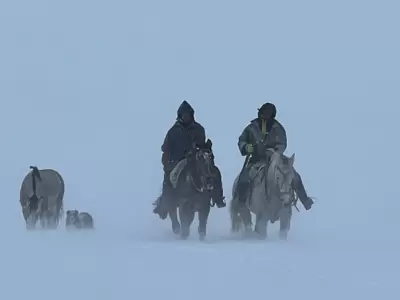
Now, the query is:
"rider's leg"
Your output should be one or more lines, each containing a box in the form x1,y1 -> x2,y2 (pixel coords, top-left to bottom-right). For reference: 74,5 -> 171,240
210,166 -> 226,207
153,171 -> 173,218
237,164 -> 253,203
292,169 -> 313,210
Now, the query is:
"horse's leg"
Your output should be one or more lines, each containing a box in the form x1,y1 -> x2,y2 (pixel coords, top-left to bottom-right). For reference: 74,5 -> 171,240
168,203 -> 180,235
40,210 -> 48,229
198,200 -> 211,241
179,202 -> 195,240
238,203 -> 253,236
254,213 -> 268,240
37,198 -> 47,229
39,198 -> 55,229
26,212 -> 37,230
46,198 -> 59,229
279,204 -> 292,240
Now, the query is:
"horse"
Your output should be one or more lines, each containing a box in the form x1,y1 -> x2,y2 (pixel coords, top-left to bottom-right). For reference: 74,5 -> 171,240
165,147 -> 217,240
229,149 -> 296,240
20,166 -> 65,230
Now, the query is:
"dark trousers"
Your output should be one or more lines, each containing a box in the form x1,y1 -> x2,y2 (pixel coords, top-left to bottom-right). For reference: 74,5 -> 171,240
292,170 -> 309,205
210,166 -> 224,202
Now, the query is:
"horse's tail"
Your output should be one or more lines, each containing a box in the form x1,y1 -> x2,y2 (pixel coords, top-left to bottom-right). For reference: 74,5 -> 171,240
29,166 -> 41,195
30,166 -> 41,180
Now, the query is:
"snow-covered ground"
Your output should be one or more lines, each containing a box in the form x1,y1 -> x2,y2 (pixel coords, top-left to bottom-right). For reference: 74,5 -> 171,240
2,200 -> 399,300
1,1 -> 400,299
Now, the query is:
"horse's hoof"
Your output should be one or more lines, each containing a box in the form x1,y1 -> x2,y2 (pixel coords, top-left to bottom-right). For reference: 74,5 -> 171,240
172,223 -> 181,235
256,234 -> 267,240
243,231 -> 253,239
254,230 -> 267,240
26,224 -> 35,231
180,234 -> 189,240
180,227 -> 189,240
231,222 -> 242,233
199,232 -> 206,241
279,230 -> 288,240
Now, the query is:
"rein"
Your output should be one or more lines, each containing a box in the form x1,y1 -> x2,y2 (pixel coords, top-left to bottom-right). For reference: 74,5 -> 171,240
187,150 -> 214,193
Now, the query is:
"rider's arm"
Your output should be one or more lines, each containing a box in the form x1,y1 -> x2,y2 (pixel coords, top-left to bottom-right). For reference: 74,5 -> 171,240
161,128 -> 174,166
238,126 -> 250,156
194,123 -> 206,148
274,122 -> 287,154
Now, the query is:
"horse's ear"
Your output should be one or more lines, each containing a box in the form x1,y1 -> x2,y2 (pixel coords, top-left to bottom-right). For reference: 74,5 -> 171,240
288,153 -> 295,166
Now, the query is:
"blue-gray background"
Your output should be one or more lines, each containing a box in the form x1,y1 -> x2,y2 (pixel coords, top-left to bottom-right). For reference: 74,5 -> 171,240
1,0 -> 399,237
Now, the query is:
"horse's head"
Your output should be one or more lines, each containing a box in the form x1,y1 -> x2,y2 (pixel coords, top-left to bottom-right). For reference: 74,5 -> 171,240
269,151 -> 296,204
188,147 -> 216,192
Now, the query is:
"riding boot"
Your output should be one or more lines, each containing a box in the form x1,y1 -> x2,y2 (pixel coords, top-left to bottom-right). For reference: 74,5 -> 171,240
153,172 -> 173,219
292,170 -> 313,210
237,165 -> 251,204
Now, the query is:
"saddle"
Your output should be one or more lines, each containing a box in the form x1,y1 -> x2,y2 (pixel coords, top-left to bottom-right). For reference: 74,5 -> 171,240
236,158 -> 276,205
248,151 -> 290,182
247,161 -> 267,181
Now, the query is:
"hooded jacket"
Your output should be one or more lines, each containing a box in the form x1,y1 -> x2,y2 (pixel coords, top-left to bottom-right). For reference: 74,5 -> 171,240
161,101 -> 206,168
238,117 -> 287,163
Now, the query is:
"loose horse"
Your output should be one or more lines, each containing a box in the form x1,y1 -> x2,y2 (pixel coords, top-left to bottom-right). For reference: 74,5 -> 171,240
20,166 -> 65,230
230,149 -> 296,240
166,147 -> 217,240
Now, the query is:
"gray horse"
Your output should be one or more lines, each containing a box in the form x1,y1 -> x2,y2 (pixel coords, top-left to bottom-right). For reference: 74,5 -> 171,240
166,147 -> 217,240
230,149 -> 296,240
20,166 -> 65,230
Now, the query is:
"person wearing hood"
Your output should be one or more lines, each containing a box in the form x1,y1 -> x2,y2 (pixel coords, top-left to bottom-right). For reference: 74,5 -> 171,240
237,102 -> 314,210
153,101 -> 226,220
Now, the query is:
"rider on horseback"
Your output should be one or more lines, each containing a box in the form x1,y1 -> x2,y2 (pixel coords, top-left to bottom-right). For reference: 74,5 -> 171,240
153,100 -> 226,219
237,102 -> 314,210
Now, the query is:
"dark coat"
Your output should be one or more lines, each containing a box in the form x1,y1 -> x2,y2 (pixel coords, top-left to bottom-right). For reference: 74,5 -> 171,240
161,101 -> 206,169
238,118 -> 287,163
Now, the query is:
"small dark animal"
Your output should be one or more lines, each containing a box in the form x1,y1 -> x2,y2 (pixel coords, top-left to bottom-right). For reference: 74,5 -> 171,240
66,210 -> 94,230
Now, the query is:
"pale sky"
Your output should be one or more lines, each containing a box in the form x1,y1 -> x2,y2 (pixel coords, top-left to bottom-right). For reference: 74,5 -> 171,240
0,0 -> 399,235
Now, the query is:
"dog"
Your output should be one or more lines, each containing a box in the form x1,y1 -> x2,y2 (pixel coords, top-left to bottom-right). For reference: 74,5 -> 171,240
66,210 -> 94,230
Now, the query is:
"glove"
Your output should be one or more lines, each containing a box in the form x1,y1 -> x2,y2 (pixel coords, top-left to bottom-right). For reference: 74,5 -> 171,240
245,144 -> 254,154
205,139 -> 213,150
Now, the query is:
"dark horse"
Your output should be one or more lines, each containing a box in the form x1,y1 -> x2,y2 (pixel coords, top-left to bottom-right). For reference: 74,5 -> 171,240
166,147 -> 217,240
20,166 -> 65,230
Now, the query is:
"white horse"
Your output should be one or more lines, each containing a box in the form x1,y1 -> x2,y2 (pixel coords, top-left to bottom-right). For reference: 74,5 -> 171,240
230,149 -> 296,240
